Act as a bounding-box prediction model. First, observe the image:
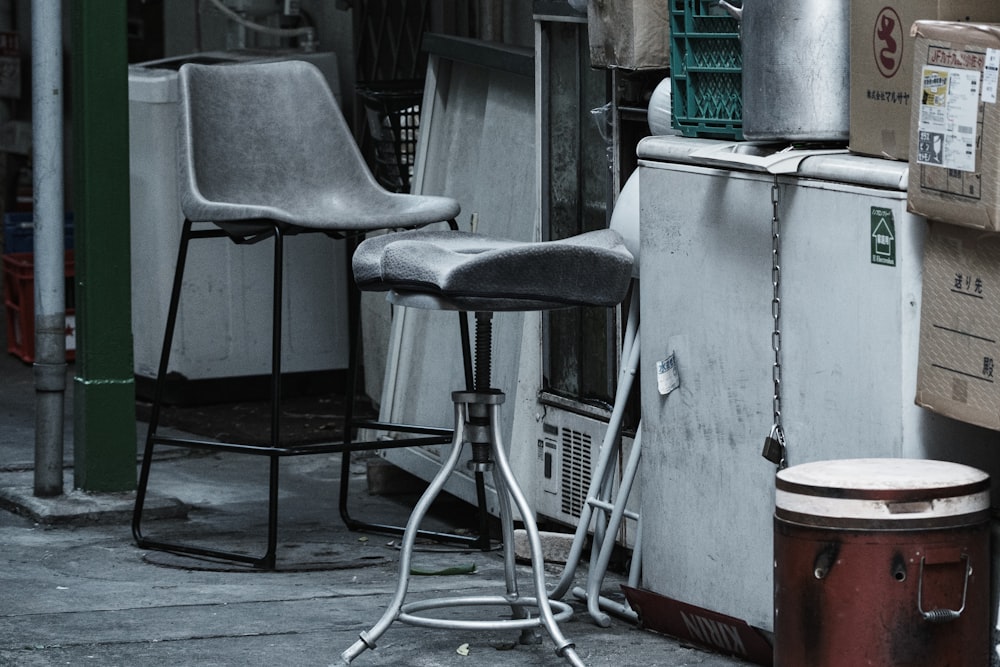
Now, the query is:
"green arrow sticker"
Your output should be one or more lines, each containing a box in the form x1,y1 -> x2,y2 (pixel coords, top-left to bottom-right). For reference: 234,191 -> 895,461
871,206 -> 896,267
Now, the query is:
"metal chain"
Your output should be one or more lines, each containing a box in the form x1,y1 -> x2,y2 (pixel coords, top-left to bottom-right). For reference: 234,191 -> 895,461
768,175 -> 787,469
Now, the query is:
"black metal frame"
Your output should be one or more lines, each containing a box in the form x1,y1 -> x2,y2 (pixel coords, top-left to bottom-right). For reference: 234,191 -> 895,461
131,219 -> 491,570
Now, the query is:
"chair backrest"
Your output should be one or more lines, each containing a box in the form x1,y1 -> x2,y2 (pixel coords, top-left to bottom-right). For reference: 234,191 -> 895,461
176,60 -> 381,223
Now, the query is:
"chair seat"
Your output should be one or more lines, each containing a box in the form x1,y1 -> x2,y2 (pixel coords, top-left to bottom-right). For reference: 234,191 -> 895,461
185,189 -> 461,234
176,59 -> 461,233
353,228 -> 634,311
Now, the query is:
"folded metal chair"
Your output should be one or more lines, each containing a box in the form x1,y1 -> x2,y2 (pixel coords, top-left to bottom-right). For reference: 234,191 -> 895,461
550,174 -> 643,626
131,60 -> 488,570
341,224 -> 636,666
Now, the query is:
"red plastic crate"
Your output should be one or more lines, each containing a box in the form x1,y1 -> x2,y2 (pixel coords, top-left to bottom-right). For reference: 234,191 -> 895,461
2,251 -> 75,362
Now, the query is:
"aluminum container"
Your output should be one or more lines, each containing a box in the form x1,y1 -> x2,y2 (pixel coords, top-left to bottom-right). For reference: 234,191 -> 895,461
721,0 -> 849,141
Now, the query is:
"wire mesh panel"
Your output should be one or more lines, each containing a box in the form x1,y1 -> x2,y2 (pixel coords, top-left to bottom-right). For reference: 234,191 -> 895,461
352,1 -> 484,190
354,0 -> 432,82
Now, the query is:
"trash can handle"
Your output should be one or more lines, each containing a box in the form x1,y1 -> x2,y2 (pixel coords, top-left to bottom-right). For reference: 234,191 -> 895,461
917,553 -> 969,623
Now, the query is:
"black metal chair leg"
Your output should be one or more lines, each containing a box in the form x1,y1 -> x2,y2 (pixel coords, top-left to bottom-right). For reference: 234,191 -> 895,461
132,219 -> 194,547
261,223 -> 286,570
133,221 -> 285,569
134,222 -> 493,568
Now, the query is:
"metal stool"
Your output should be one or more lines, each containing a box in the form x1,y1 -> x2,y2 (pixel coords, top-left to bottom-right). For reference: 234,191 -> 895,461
341,228 -> 635,665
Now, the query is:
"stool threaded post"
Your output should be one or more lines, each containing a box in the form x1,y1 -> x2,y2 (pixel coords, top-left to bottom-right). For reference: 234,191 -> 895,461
474,312 -> 493,391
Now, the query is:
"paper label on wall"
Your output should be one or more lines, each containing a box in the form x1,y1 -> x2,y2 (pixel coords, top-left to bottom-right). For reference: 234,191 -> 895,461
916,65 -> 980,173
657,353 -> 680,396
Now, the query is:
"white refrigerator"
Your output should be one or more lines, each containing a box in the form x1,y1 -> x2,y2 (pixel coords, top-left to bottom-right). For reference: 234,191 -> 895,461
636,136 -> 999,633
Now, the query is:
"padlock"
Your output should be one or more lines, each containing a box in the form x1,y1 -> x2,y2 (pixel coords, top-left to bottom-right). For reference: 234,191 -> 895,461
762,425 -> 786,467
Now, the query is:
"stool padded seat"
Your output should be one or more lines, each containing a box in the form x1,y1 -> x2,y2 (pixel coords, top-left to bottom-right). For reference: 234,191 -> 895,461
353,228 -> 634,311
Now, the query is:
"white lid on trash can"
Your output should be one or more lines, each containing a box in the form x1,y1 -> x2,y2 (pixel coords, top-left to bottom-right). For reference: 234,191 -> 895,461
775,458 -> 990,528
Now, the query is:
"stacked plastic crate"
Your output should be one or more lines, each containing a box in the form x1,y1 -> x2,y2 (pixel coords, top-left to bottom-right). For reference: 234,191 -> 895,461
669,0 -> 743,139
356,83 -> 423,194
2,212 -> 75,362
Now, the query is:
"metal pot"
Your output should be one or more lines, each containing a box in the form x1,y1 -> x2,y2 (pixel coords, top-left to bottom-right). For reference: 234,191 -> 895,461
719,0 -> 849,142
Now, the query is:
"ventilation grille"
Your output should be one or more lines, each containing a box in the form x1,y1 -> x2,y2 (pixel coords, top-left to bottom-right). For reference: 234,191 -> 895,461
560,427 -> 593,518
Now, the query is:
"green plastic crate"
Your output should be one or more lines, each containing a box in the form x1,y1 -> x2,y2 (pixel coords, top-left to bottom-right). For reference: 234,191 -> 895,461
669,0 -> 743,139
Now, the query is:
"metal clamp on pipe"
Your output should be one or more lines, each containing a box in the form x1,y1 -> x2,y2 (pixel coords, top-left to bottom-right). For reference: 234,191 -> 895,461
33,355 -> 67,392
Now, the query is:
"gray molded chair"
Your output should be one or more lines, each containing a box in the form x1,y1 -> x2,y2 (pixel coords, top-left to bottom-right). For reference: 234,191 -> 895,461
131,60 -> 486,570
342,227 -> 635,666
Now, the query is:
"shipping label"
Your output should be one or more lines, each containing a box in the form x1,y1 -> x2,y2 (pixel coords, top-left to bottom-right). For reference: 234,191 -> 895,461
983,48 -> 1000,104
916,65 -> 981,172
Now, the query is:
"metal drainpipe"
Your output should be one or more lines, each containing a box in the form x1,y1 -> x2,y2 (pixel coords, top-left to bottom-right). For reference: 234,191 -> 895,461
31,0 -> 65,497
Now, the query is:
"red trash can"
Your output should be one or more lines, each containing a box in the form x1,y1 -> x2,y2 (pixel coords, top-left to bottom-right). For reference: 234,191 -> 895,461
773,458 -> 991,666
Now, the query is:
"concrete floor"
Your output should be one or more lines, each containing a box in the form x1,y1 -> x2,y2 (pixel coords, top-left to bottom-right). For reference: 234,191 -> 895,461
0,342 -> 753,667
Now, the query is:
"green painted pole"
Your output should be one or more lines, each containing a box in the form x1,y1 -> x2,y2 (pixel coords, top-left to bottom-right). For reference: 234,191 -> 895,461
70,2 -> 136,492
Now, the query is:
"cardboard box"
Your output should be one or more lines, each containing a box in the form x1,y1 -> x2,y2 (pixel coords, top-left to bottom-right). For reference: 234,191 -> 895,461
906,21 -> 1000,230
916,221 -> 1000,430
587,0 -> 669,70
849,2 -> 1000,161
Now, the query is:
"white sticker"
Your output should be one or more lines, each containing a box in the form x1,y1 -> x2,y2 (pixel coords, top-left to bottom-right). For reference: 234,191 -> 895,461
656,353 -> 680,396
916,65 -> 981,173
984,48 -> 1000,104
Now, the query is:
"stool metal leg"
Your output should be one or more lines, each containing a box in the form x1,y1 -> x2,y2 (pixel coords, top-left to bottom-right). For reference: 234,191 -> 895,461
490,452 -> 535,635
486,401 -> 584,667
341,391 -> 583,666
341,400 -> 469,663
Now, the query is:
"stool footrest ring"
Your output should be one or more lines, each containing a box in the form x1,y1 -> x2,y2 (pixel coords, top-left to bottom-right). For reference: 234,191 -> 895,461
398,595 -> 574,631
